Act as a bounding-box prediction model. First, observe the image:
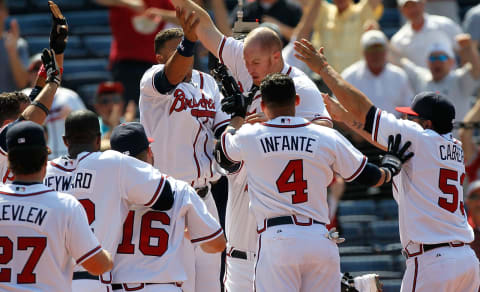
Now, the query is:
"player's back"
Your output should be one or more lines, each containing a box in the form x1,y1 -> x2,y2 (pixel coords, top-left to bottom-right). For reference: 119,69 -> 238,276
45,150 -> 166,257
0,183 -> 100,291
113,178 -> 223,284
229,117 -> 366,227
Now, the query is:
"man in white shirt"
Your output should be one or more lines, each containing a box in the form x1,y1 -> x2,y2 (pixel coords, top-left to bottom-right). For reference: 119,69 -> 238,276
342,30 -> 412,117
391,0 -> 462,68
400,35 -> 480,122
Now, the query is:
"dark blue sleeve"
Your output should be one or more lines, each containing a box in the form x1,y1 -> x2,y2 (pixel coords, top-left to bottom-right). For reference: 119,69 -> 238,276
363,106 -> 377,134
153,69 -> 177,94
352,162 -> 382,186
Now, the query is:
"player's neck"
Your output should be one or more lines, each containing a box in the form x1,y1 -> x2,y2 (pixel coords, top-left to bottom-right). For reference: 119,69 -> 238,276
13,173 -> 44,184
266,109 -> 296,120
68,144 -> 98,159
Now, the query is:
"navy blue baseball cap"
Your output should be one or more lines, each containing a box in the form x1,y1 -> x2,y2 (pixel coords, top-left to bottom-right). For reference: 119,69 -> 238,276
6,121 -> 46,151
110,122 -> 154,157
395,91 -> 455,124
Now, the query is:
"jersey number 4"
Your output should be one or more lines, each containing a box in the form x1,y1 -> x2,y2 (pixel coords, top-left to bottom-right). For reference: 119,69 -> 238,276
117,210 -> 170,257
438,168 -> 465,214
276,159 -> 308,204
0,237 -> 47,284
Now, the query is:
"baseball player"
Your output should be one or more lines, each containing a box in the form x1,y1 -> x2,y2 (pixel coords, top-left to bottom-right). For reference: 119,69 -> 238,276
44,110 -> 175,292
0,121 -> 113,291
215,73 -> 412,292
139,9 -> 237,291
295,38 -> 480,291
0,0 -> 67,185
108,122 -> 226,292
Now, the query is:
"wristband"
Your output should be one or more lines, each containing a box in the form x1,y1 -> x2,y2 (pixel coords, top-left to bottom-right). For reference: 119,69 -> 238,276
31,101 -> 50,116
28,86 -> 43,101
177,37 -> 196,57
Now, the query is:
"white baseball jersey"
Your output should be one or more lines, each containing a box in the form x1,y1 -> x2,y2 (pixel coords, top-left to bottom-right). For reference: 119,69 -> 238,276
222,116 -> 367,226
44,150 -> 167,259
139,65 -> 230,187
370,109 -> 474,246
0,183 -> 101,291
217,36 -> 331,122
112,177 -> 223,283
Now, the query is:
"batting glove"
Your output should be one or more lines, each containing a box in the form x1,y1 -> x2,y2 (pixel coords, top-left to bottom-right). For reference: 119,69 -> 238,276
380,134 -> 414,183
48,1 -> 68,54
42,48 -> 61,85
325,227 -> 345,244
221,92 -> 249,119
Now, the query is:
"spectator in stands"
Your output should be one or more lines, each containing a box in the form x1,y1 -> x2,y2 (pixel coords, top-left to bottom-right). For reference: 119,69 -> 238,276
463,4 -> 480,46
94,81 -> 136,140
0,0 -> 29,92
310,0 -> 383,72
22,54 -> 86,158
465,181 -> 480,261
398,34 -> 480,122
459,97 -> 480,183
94,0 -> 176,108
424,0 -> 459,24
342,30 -> 412,117
239,0 -> 303,41
390,0 -> 462,68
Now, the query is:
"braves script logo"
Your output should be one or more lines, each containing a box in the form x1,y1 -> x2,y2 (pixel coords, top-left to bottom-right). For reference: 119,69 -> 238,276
169,89 -> 216,118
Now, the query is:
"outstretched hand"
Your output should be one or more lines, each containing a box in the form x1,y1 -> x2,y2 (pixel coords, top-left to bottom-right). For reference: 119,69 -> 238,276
294,39 -> 329,74
48,1 -> 68,55
321,93 -> 348,123
176,7 -> 199,42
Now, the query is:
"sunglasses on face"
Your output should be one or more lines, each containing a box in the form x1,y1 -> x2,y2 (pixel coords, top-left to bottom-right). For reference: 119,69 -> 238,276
429,55 -> 449,62
406,115 -> 427,121
97,95 -> 122,105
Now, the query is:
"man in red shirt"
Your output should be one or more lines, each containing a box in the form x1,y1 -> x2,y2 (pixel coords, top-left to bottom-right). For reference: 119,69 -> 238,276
95,0 -> 176,107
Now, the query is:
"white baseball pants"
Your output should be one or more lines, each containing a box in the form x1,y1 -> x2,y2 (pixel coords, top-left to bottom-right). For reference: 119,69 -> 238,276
400,245 -> 480,292
254,223 -> 341,292
223,252 -> 255,292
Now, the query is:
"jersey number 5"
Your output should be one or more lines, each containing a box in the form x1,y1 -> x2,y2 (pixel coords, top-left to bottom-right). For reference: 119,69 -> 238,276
276,159 -> 308,204
0,237 -> 47,284
438,168 -> 465,214
117,210 -> 170,257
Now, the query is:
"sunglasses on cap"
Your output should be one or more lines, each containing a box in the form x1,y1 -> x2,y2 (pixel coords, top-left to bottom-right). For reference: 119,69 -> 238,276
429,55 -> 449,62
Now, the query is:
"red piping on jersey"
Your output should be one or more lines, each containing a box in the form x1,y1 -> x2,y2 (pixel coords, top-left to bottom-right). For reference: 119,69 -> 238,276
373,109 -> 382,142
261,122 -> 311,128
199,72 -> 204,89
193,123 -> 202,180
213,119 -> 231,132
0,189 -> 54,197
256,219 -> 267,234
412,257 -> 418,292
253,234 -> 262,292
191,228 -> 223,243
219,37 -> 226,64
50,152 -> 95,172
286,66 -> 292,76
221,132 -> 241,163
393,181 -> 398,193
144,176 -> 165,206
204,132 -> 214,178
311,116 -> 332,123
76,245 -> 101,264
0,147 -> 6,156
253,94 -> 261,101
345,156 -> 367,182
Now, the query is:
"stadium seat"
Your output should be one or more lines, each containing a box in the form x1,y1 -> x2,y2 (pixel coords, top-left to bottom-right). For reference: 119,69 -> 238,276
338,215 -> 379,224
63,71 -> 112,91
341,255 -> 394,272
339,245 -> 374,256
14,13 -> 50,36
26,36 -> 87,58
65,10 -> 111,35
63,58 -> 109,73
84,35 -> 112,58
370,220 -> 400,243
7,0 -> 27,14
340,222 -> 367,245
377,199 -> 398,220
31,0 -> 88,11
76,83 -> 100,106
338,200 -> 376,216
381,279 -> 402,292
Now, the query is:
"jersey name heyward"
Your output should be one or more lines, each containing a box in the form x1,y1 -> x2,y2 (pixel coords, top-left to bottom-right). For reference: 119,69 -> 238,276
44,170 -> 94,192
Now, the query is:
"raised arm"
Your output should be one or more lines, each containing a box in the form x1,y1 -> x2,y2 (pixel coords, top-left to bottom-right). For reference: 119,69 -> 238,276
459,97 -> 480,164
294,39 -> 373,124
170,0 -> 223,58
457,34 -> 480,79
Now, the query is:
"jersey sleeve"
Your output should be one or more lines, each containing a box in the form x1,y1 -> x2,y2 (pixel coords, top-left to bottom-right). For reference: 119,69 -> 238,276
66,198 -> 102,265
369,108 -> 421,148
183,185 -> 223,245
119,154 -> 167,207
217,36 -> 246,82
139,64 -> 171,101
331,131 -> 368,182
221,128 -> 244,163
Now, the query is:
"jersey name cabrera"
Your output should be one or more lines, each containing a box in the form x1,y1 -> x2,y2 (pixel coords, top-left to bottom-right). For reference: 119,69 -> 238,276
139,65 -> 229,187
222,116 -> 367,227
113,177 -> 223,283
371,109 -> 474,245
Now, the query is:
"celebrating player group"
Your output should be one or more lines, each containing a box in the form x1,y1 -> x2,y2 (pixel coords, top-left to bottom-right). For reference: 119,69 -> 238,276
0,1 -> 478,292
